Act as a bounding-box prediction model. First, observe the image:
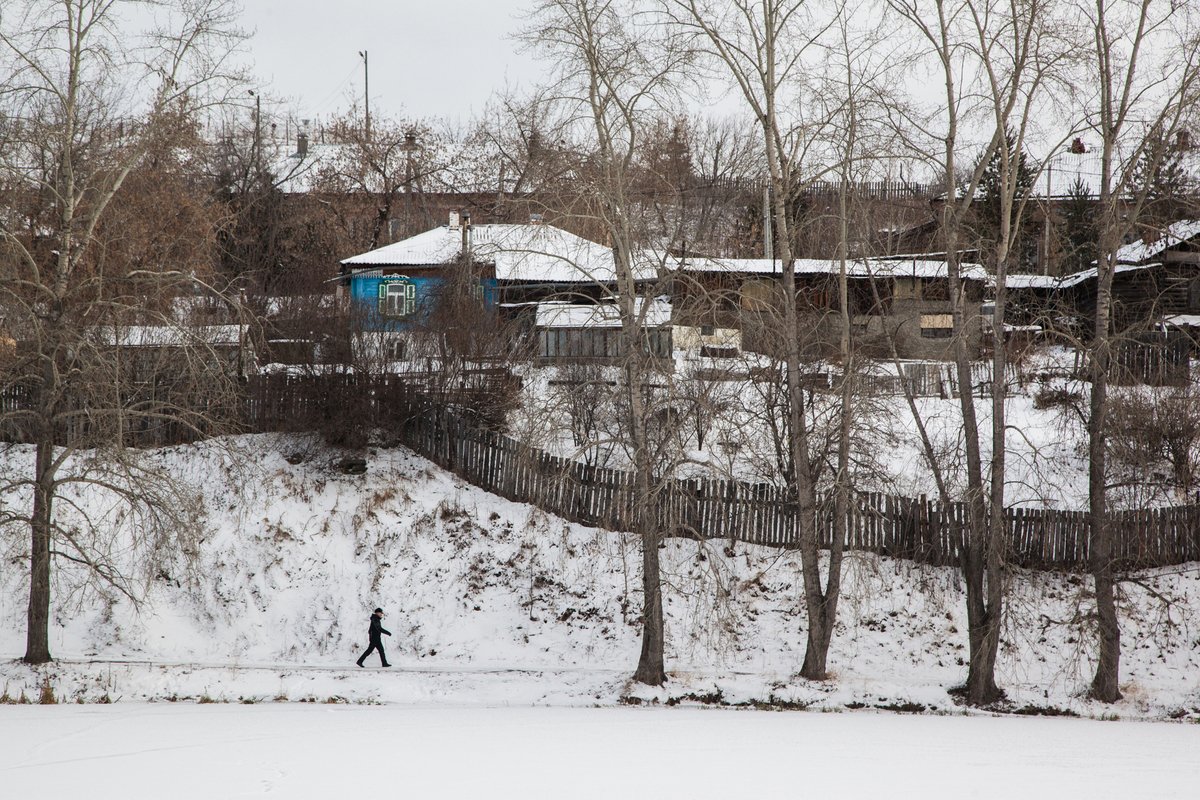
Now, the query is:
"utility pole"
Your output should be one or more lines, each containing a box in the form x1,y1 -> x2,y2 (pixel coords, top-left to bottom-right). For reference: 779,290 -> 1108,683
400,129 -> 418,241
359,50 -> 370,140
248,89 -> 261,169
1043,157 -> 1053,275
762,184 -> 774,261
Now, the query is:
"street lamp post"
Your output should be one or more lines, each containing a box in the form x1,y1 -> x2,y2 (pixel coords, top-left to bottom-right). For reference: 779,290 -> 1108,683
358,50 -> 370,141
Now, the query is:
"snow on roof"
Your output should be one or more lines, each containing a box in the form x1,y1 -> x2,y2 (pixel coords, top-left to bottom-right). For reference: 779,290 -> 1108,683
1010,261 -> 1164,291
1112,220 -> 1200,264
1004,220 -> 1200,291
343,224 -> 658,284
1034,150 -> 1200,199
1033,153 -> 1107,199
268,135 -> 508,196
1161,314 -> 1200,328
535,299 -> 671,329
267,143 -> 353,194
933,148 -> 1200,202
670,255 -> 989,282
1006,274 -> 1062,290
96,325 -> 243,348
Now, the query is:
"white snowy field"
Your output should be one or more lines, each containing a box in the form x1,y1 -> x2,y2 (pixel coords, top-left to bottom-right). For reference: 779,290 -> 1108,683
1,704 -> 1197,800
1,433 -> 1199,719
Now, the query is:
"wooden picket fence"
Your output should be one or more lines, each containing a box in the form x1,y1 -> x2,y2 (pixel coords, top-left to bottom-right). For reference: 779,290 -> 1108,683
856,361 -> 1023,399
1072,333 -> 1192,387
701,176 -> 936,200
0,371 -> 515,447
5,370 -> 1198,571
401,412 -> 1200,572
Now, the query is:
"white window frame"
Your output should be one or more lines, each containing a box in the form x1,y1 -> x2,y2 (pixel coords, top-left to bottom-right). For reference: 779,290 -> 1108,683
378,279 -> 416,318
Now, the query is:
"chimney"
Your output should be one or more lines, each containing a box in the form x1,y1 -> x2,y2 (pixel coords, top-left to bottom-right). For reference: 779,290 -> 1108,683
1176,129 -> 1192,151
296,131 -> 308,158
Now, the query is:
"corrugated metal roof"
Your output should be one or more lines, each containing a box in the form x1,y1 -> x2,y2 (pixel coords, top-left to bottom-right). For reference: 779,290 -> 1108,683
342,224 -> 658,284
1112,219 -> 1200,264
535,299 -> 671,329
668,255 -> 989,282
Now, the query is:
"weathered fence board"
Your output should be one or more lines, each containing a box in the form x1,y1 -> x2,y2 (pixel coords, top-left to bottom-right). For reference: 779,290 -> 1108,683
397,411 -> 1200,573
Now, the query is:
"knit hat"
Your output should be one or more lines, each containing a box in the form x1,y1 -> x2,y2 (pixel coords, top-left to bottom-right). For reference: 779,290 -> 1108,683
374,607 -> 384,614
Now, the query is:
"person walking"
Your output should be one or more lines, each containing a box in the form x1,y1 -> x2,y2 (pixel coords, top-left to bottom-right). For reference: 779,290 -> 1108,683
356,607 -> 391,668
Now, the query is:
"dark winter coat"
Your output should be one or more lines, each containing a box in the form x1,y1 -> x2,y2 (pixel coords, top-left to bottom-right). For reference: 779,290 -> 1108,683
368,615 -> 391,643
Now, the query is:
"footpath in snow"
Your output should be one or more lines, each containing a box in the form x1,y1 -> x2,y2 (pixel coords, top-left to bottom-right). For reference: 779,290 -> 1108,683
1,434 -> 1199,720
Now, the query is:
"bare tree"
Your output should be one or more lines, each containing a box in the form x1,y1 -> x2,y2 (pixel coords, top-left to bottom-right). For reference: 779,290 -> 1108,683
524,0 -> 691,685
311,112 -> 457,248
886,0 -> 1071,704
1074,0 -> 1200,702
0,0 -> 245,664
666,0 -> 868,680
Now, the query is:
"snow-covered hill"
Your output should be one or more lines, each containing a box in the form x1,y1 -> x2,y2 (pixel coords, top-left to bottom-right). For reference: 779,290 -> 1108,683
1,435 -> 1198,718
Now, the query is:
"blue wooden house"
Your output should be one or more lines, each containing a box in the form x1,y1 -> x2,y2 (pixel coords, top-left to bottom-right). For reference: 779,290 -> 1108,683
339,218 -> 650,332
340,223 -> 497,332
338,217 -> 672,365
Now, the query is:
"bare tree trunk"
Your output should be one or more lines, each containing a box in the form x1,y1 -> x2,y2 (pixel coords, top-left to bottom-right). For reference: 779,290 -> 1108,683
633,497 -> 666,684
803,131 -> 856,680
890,0 -> 1050,706
524,0 -> 684,686
1089,229 -> 1120,701
765,158 -> 826,679
619,245 -> 666,686
24,438 -> 55,665
947,225 -> 1001,705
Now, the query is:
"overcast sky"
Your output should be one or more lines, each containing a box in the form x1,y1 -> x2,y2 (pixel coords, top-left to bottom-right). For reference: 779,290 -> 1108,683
242,0 -> 540,124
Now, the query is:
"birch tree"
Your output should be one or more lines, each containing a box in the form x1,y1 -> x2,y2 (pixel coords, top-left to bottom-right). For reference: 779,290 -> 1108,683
886,0 -> 1069,704
0,0 -> 245,664
664,0 -> 864,680
1073,0 -> 1200,702
524,0 -> 689,685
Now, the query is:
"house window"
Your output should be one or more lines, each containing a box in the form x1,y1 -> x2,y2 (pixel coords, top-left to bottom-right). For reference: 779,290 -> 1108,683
643,329 -> 671,357
700,345 -> 737,358
378,280 -> 416,318
700,324 -> 715,336
920,313 -> 954,339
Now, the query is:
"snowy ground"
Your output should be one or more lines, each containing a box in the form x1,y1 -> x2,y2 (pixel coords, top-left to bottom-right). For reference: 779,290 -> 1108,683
2,434 -> 1198,720
2,704 -> 1198,799
2,429 -> 1199,797
510,350 -> 1099,508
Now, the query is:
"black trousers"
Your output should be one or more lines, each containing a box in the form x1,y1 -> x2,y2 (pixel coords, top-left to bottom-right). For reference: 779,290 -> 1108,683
358,640 -> 388,665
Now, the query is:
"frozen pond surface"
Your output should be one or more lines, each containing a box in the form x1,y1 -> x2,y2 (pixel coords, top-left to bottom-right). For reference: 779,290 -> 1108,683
1,704 -> 1197,799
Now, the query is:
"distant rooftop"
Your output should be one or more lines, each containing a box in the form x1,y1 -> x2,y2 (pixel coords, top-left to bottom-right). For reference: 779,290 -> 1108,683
668,255 -> 989,282
535,298 -> 672,329
341,223 -> 658,284
1112,219 -> 1200,264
